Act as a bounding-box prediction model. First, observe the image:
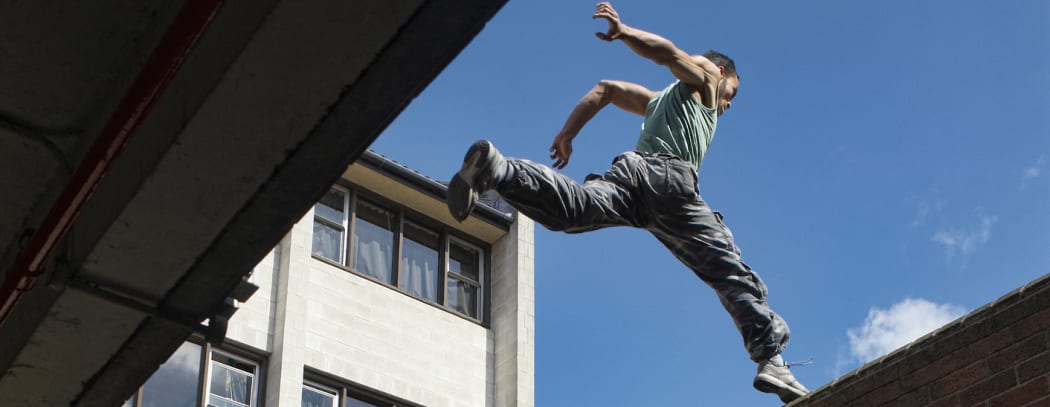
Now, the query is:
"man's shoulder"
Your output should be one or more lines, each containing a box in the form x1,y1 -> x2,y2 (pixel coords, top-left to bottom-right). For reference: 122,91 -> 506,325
660,80 -> 710,108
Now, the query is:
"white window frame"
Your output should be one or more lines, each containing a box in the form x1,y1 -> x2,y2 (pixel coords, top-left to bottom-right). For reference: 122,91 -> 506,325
447,235 -> 485,319
205,348 -> 261,407
312,186 -> 351,264
302,380 -> 340,407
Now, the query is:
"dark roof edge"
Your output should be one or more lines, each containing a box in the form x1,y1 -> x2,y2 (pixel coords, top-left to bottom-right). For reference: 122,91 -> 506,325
358,150 -> 516,228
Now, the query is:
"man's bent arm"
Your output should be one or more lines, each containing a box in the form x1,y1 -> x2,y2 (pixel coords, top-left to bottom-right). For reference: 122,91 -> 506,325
620,28 -> 714,84
594,3 -> 720,100
549,80 -> 654,169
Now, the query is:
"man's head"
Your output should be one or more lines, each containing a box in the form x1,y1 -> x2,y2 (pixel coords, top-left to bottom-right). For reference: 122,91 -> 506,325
701,50 -> 739,116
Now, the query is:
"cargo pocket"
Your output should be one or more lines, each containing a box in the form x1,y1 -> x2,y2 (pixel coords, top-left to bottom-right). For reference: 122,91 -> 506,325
712,211 -> 742,257
664,159 -> 698,202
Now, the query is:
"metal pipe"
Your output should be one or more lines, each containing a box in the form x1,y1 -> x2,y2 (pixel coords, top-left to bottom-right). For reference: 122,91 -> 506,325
0,0 -> 228,326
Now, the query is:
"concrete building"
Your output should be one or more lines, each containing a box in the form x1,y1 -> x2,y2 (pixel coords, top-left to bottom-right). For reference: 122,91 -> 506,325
121,151 -> 535,407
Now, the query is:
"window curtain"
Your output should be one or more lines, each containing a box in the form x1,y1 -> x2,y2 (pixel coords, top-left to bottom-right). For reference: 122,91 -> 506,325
400,239 -> 437,301
352,201 -> 394,284
352,224 -> 391,283
312,221 -> 342,262
447,278 -> 476,316
209,363 -> 252,407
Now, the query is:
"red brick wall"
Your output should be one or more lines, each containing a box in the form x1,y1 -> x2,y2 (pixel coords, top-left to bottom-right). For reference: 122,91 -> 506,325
792,274 -> 1050,407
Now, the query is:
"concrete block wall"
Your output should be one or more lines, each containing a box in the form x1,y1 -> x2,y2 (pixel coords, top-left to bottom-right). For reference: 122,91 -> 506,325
491,216 -> 535,407
301,257 -> 491,406
225,245 -> 280,351
264,214 -> 311,407
792,274 -> 1050,407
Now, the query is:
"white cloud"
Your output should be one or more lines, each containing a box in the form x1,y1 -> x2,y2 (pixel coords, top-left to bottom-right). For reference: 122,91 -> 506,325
931,213 -> 996,261
1020,155 -> 1046,190
909,198 -> 946,228
847,298 -> 966,364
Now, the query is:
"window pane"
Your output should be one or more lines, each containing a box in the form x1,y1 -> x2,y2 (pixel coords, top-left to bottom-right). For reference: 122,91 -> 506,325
352,200 -> 394,284
208,353 -> 256,407
346,395 -> 381,407
447,277 -> 479,318
312,220 -> 343,263
140,341 -> 201,407
316,189 -> 345,223
301,385 -> 336,407
449,241 -> 480,282
400,222 -> 439,302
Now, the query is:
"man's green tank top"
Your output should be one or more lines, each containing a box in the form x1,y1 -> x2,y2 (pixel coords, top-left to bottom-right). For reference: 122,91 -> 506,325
635,80 -> 718,169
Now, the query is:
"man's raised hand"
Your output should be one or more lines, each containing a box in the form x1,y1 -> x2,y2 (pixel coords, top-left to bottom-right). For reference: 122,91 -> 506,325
549,134 -> 574,170
593,2 -> 623,41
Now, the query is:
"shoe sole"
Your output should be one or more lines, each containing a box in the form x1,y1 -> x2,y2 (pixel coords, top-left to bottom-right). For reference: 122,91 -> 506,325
754,373 -> 807,403
448,141 -> 490,222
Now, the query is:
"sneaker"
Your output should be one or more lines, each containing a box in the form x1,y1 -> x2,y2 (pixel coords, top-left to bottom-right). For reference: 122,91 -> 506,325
754,359 -> 809,403
448,140 -> 506,222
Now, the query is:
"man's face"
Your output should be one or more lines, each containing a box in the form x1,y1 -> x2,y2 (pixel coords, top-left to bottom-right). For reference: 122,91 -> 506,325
717,74 -> 739,117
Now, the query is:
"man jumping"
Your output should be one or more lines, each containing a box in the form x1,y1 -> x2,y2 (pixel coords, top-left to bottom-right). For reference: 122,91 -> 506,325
447,3 -> 809,402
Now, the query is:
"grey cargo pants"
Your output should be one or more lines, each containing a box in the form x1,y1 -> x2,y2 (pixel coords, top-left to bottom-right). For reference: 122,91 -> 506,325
493,151 -> 790,362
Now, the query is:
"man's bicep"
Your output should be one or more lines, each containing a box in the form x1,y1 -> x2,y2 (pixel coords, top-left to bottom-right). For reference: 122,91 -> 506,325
602,80 -> 656,116
666,53 -> 720,102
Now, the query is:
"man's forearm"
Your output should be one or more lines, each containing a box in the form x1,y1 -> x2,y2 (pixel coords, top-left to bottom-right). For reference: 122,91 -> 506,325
556,84 -> 610,139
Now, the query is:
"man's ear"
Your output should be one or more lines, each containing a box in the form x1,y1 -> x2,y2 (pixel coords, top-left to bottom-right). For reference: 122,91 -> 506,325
718,65 -> 726,76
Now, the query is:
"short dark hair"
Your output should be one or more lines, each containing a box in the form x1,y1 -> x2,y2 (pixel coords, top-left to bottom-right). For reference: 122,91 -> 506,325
703,50 -> 737,79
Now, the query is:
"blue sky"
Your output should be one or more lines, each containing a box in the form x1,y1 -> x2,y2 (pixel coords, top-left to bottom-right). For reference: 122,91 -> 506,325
371,1 -> 1050,404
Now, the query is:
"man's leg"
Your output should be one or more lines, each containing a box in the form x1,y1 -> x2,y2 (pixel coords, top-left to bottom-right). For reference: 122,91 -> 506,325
449,140 -> 508,221
651,204 -> 789,361
647,186 -> 808,402
449,140 -> 640,232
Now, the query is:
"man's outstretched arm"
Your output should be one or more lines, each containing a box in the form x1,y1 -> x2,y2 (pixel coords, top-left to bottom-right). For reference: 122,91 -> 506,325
549,80 -> 654,169
593,3 -> 721,105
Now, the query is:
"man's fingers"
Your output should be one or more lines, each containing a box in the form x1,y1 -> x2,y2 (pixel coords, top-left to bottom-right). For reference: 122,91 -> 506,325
550,149 -> 568,169
592,6 -> 619,41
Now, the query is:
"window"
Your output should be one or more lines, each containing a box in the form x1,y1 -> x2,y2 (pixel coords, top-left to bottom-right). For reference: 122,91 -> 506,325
138,341 -> 203,406
310,187 -> 488,321
447,239 -> 482,318
302,382 -> 337,407
126,341 -> 262,407
352,199 -> 395,284
303,377 -> 421,407
207,350 -> 259,407
313,188 -> 348,263
400,221 -> 439,302
347,396 -> 382,407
